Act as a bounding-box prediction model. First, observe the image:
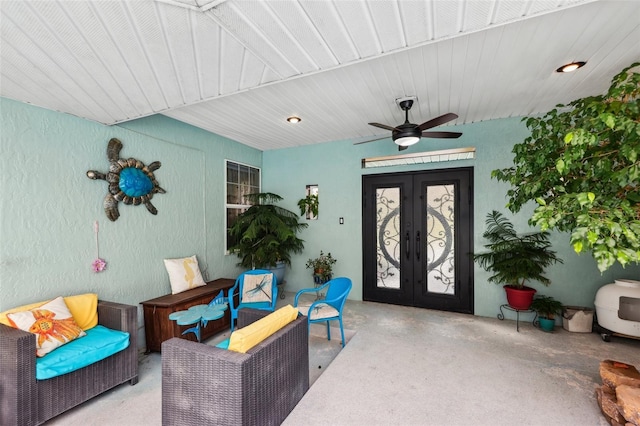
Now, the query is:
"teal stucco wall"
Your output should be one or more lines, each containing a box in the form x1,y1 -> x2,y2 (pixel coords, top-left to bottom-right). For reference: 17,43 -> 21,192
263,117 -> 640,319
0,98 -> 260,344
2,96 -> 638,332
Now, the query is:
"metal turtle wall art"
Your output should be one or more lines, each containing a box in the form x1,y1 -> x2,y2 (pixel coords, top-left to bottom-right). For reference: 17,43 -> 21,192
87,138 -> 165,221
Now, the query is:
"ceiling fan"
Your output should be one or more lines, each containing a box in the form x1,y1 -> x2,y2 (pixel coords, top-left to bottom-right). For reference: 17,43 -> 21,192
355,98 -> 462,151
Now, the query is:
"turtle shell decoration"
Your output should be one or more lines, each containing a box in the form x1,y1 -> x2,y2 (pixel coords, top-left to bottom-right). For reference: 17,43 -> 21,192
87,138 -> 165,221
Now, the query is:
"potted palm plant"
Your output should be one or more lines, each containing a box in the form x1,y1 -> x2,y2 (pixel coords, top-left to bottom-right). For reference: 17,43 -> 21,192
473,210 -> 563,310
228,192 -> 307,283
530,295 -> 564,332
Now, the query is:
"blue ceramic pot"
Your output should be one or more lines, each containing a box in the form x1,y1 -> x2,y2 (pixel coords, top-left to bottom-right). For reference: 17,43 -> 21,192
538,316 -> 555,332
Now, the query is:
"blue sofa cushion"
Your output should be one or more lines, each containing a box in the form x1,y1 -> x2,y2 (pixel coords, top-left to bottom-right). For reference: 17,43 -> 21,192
36,325 -> 130,380
215,338 -> 230,349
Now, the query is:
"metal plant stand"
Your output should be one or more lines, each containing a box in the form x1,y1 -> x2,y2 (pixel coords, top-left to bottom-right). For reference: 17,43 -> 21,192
313,274 -> 330,300
498,304 -> 538,332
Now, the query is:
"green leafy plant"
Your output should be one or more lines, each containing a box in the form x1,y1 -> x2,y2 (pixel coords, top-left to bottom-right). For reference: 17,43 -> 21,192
297,193 -> 319,218
228,192 -> 307,268
492,62 -> 640,272
305,250 -> 336,281
530,295 -> 564,319
473,210 -> 563,289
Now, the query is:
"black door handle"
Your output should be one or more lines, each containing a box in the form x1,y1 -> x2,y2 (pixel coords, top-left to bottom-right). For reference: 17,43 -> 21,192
405,231 -> 410,260
416,231 -> 420,261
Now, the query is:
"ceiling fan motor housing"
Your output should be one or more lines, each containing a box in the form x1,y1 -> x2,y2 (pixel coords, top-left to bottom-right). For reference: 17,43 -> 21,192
392,124 -> 422,145
393,100 -> 421,146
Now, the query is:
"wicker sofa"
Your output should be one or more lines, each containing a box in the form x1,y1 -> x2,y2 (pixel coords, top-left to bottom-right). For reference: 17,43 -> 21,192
162,308 -> 309,426
0,300 -> 139,426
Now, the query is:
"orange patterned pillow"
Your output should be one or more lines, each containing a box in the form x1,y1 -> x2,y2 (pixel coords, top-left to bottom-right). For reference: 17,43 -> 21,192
0,293 -> 98,330
7,296 -> 86,357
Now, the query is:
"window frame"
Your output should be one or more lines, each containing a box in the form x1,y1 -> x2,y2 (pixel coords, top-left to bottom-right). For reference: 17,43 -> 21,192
225,160 -> 261,253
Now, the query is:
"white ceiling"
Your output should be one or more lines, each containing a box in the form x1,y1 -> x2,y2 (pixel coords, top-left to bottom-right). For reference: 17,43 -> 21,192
2,0 -> 639,151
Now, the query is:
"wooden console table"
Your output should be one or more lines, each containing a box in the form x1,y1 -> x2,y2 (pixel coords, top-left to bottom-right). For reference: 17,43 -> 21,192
141,278 -> 234,352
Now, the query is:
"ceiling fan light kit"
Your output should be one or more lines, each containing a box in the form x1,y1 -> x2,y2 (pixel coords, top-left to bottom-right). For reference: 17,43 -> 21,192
359,97 -> 462,151
394,136 -> 420,146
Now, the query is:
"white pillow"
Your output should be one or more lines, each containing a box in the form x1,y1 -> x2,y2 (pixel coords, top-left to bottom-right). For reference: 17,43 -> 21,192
164,255 -> 206,294
7,296 -> 86,357
241,273 -> 273,304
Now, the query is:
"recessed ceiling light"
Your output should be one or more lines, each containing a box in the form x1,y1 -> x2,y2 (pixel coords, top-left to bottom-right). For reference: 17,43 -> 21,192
287,116 -> 301,123
556,61 -> 586,73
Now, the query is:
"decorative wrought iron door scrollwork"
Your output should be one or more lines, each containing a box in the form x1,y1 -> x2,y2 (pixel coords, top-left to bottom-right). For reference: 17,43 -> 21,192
426,186 -> 455,294
376,189 -> 400,288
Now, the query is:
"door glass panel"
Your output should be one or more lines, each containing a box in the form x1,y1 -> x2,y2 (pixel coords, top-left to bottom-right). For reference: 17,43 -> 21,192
425,184 -> 455,294
376,187 -> 401,289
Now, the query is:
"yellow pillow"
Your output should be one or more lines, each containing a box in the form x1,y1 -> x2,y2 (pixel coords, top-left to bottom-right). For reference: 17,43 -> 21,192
0,293 -> 98,330
228,305 -> 299,353
7,296 -> 86,357
64,293 -> 98,330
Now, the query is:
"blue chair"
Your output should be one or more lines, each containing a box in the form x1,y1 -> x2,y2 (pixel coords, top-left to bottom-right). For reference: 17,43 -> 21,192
228,269 -> 278,331
294,277 -> 352,347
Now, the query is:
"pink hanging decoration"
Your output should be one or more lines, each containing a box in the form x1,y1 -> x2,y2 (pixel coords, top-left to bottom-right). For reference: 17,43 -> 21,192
92,220 -> 107,272
92,258 -> 107,272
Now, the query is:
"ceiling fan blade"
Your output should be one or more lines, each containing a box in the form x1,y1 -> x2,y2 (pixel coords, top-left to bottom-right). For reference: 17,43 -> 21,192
422,131 -> 463,139
417,113 -> 459,131
353,135 -> 391,145
368,122 -> 397,131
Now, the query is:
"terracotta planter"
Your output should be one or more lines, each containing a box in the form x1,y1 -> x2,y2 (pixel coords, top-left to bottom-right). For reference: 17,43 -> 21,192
504,285 -> 536,310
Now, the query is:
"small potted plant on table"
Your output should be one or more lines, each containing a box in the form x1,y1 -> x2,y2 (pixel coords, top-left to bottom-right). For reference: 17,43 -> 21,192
530,295 -> 564,332
473,210 -> 563,310
306,251 -> 336,286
